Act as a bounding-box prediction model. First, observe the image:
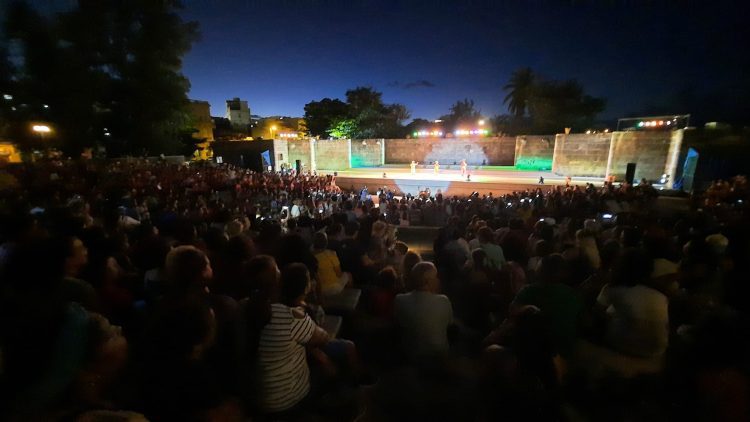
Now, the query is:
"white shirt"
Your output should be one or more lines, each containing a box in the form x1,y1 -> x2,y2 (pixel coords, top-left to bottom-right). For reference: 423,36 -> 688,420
257,303 -> 316,412
394,291 -> 453,358
597,284 -> 669,358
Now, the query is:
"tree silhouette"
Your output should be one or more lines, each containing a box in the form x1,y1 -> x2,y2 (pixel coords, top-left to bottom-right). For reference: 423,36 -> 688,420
439,99 -> 481,132
3,0 -> 199,156
503,67 -> 535,118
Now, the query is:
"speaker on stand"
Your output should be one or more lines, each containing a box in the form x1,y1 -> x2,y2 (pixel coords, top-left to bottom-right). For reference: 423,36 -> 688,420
625,162 -> 636,185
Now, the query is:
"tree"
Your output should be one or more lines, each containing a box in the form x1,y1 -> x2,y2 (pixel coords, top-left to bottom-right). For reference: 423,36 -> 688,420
439,99 -> 481,132
345,86 -> 385,117
306,87 -> 409,138
404,118 -> 436,137
501,68 -> 606,134
3,0 -> 199,156
503,67 -> 535,118
345,86 -> 409,138
3,1 -> 102,154
303,98 -> 349,137
327,118 -> 357,139
529,79 -> 606,133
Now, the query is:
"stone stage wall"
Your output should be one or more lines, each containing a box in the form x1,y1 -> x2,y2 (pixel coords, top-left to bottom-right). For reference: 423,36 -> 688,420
287,140 -> 313,171
352,139 -> 385,167
312,139 -> 350,171
514,135 -> 555,170
552,133 -> 613,177
608,130 -> 683,182
384,137 -> 517,166
263,131 -> 684,187
551,131 -> 683,185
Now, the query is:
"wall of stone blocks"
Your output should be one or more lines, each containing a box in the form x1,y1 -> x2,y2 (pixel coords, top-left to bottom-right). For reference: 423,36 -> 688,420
272,139 -> 290,171
351,139 -> 384,167
514,135 -> 555,170
287,140 -> 312,172
313,139 -> 351,170
608,131 -> 677,182
384,137 -> 516,166
552,133 -> 612,177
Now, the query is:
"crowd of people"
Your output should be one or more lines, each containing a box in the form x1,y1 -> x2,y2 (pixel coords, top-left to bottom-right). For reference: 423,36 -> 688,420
1,158 -> 749,421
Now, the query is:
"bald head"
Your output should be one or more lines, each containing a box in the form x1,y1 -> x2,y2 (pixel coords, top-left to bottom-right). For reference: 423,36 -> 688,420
409,261 -> 439,292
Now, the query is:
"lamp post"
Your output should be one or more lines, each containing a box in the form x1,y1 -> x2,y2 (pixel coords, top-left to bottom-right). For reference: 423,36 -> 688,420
270,125 -> 277,139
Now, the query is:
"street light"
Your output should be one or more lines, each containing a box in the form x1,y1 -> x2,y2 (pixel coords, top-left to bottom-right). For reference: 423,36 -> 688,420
478,119 -> 485,126
32,125 -> 51,133
32,124 -> 52,143
270,125 -> 277,139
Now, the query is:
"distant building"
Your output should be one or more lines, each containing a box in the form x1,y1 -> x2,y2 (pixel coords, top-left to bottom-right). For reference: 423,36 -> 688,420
187,100 -> 215,142
252,116 -> 306,139
187,100 -> 215,160
226,97 -> 251,127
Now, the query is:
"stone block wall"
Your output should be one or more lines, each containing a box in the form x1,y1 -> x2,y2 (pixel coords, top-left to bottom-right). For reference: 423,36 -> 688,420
272,139 -> 290,171
351,139 -> 384,167
384,137 -> 516,166
608,131 -> 677,182
287,140 -> 313,172
514,135 -> 555,170
313,139 -> 351,170
552,133 -> 612,177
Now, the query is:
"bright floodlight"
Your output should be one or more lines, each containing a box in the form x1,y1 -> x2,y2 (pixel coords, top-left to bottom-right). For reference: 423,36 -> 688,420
32,125 -> 51,133
478,119 -> 485,126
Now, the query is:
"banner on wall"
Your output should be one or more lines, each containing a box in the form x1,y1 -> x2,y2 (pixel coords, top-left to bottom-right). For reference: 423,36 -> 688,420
261,150 -> 271,168
674,147 -> 698,192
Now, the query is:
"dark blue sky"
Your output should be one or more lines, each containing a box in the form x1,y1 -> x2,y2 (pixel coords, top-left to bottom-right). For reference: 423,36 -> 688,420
44,0 -> 746,123
179,0 -> 748,123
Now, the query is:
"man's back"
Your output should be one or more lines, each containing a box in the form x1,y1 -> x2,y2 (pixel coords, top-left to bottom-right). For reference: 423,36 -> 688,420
394,291 -> 453,358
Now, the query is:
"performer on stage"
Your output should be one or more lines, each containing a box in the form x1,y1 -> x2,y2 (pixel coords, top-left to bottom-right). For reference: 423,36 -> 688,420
433,160 -> 440,174
410,160 -> 418,174
460,159 -> 467,176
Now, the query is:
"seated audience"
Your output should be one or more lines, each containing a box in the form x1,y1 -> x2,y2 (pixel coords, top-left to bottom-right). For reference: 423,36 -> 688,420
394,261 -> 454,359
594,248 -> 668,358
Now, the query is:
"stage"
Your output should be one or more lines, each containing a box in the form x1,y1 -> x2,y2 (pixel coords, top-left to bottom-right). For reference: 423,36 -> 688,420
324,165 -> 605,196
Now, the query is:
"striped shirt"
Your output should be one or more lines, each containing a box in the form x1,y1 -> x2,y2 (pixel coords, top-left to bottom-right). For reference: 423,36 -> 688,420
257,303 -> 316,412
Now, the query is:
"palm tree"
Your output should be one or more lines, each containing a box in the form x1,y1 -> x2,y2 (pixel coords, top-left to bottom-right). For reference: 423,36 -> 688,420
503,67 -> 536,118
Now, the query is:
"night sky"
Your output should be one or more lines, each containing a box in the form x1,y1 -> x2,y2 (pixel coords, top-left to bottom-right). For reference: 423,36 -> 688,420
19,0 -> 750,124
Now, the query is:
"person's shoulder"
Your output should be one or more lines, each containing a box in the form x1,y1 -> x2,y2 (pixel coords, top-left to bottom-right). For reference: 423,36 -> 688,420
633,284 -> 668,301
290,306 -> 308,319
394,291 -> 413,302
